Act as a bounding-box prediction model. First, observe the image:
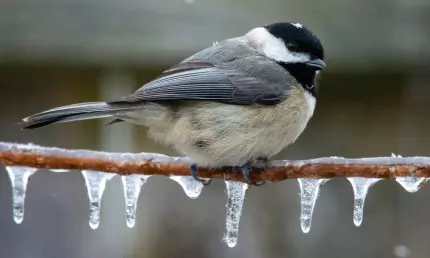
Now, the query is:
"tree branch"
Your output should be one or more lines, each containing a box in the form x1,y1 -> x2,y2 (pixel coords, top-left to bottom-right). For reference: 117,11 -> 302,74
0,141 -> 429,183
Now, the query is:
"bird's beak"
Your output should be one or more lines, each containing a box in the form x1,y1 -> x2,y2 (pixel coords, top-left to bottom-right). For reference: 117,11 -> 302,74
306,58 -> 326,70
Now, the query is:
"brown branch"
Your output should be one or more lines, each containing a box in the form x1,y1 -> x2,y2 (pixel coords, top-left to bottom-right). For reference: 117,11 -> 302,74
1,141 -> 430,183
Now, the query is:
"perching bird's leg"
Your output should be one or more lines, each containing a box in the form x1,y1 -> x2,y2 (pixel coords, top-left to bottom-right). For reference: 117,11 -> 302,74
240,166 -> 253,184
254,157 -> 268,186
190,163 -> 212,185
241,157 -> 268,186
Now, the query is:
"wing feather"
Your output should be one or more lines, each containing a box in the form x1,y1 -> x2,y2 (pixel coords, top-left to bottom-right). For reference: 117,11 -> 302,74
108,60 -> 288,106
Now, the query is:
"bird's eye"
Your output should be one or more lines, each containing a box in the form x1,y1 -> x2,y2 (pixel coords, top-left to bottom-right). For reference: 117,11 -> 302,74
306,84 -> 314,89
286,42 -> 299,52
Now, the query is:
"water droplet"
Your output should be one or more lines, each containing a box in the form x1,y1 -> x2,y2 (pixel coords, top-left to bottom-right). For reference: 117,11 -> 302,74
82,171 -> 116,229
396,176 -> 427,193
347,178 -> 382,226
298,178 -> 329,233
169,176 -> 204,199
121,175 -> 150,228
224,181 -> 249,248
6,166 -> 38,224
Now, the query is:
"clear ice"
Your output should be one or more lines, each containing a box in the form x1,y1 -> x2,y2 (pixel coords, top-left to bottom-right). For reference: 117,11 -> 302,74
82,170 -> 116,229
169,176 -> 204,199
298,178 -> 329,233
224,181 -> 249,248
121,175 -> 151,228
5,166 -> 38,224
395,176 -> 427,193
347,178 -> 382,227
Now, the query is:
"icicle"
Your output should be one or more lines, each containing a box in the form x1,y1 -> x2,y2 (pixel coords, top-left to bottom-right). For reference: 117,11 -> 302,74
298,178 -> 329,233
347,178 -> 381,227
121,175 -> 151,228
5,166 -> 38,224
224,181 -> 249,248
395,176 -> 427,193
81,170 -> 116,229
169,176 -> 204,199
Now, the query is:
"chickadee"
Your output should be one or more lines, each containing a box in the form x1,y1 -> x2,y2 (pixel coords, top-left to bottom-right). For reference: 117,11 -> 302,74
22,22 -> 325,185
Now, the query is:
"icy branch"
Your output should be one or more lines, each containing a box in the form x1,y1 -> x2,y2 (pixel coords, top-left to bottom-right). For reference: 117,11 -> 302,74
1,142 -> 430,183
2,141 -> 430,243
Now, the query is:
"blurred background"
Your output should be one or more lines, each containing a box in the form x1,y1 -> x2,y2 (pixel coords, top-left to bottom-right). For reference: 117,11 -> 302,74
1,0 -> 430,257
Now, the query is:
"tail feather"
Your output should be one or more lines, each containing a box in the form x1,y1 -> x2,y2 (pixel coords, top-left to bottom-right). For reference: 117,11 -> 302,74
21,102 -> 134,129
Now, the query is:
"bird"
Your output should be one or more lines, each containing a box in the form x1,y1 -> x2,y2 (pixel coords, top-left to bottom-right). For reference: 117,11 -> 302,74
21,22 -> 326,185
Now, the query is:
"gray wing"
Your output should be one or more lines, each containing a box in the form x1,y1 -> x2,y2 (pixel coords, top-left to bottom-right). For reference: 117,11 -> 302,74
108,59 -> 290,106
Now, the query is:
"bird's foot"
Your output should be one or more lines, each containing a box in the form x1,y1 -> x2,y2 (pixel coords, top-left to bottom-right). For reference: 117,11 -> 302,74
189,163 -> 212,185
240,165 -> 266,186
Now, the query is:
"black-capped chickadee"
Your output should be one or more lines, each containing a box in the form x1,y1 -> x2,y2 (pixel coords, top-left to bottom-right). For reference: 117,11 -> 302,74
22,22 -> 326,185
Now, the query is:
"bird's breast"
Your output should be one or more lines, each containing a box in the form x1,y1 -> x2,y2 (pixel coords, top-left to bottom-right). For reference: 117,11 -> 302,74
147,86 -> 315,167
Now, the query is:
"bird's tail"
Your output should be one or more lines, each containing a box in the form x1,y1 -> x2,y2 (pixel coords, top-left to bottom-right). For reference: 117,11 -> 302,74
21,102 -> 135,129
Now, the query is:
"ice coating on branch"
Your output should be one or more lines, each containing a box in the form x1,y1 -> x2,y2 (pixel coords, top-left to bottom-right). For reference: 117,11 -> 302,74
5,166 -> 38,224
347,178 -> 382,226
224,181 -> 249,248
121,175 -> 151,228
0,141 -> 193,169
3,141 -> 430,169
82,170 -> 116,229
298,178 -> 329,233
295,155 -> 430,166
169,176 -> 204,199
395,176 -> 427,193
391,153 -> 403,158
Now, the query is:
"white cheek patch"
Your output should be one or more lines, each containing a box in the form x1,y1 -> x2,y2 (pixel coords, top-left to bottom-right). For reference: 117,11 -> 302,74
246,27 -> 310,63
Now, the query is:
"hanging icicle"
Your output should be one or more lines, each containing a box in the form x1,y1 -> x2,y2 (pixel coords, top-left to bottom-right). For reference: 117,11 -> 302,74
169,176 -> 204,199
5,166 -> 38,224
298,178 -> 329,233
224,181 -> 249,248
121,175 -> 151,228
347,177 -> 382,227
395,176 -> 427,193
82,170 -> 116,229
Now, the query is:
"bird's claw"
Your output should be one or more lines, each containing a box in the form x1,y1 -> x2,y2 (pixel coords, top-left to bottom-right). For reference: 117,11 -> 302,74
189,163 -> 212,185
240,166 -> 253,184
240,165 -> 266,186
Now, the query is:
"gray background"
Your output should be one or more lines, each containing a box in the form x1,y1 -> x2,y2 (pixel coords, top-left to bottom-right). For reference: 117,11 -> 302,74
1,0 -> 430,257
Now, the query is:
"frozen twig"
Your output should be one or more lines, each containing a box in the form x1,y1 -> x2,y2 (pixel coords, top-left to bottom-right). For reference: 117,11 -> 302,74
1,141 -> 430,183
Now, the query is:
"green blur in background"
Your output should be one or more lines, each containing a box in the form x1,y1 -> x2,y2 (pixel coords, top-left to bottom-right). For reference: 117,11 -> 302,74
0,0 -> 430,257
